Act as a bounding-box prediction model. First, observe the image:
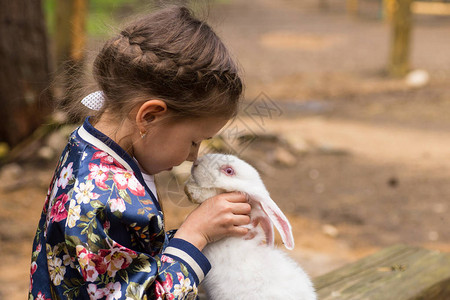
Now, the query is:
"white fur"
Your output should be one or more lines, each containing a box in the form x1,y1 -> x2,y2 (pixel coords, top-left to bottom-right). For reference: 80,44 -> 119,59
185,154 -> 317,300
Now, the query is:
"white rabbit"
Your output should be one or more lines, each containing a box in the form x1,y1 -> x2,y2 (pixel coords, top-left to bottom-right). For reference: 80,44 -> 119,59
184,153 -> 317,300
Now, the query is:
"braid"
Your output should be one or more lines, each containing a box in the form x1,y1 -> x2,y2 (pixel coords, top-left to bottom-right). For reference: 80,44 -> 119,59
93,5 -> 243,119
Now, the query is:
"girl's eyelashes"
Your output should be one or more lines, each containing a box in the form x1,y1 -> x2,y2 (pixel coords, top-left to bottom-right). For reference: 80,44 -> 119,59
192,137 -> 211,147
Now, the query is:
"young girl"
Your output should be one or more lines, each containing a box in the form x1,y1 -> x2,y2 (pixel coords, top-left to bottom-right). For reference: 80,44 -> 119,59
29,6 -> 251,300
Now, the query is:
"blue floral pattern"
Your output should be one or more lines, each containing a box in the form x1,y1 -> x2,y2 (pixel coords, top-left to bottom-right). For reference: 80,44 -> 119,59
29,118 -> 210,300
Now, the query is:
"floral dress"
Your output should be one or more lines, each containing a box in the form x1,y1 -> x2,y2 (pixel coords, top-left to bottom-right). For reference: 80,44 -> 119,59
29,118 -> 210,300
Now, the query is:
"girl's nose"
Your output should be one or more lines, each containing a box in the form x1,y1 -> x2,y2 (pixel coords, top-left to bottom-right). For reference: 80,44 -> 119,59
187,149 -> 199,162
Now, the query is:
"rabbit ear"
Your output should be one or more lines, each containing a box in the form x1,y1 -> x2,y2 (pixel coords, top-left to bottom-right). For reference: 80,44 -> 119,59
249,192 -> 295,250
250,205 -> 275,247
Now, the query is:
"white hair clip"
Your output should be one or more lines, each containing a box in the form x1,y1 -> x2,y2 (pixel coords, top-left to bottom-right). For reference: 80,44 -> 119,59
81,91 -> 105,111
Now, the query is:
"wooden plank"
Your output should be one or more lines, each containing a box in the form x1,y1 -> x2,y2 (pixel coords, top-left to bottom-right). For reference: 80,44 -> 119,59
313,244 -> 450,300
412,2 -> 450,16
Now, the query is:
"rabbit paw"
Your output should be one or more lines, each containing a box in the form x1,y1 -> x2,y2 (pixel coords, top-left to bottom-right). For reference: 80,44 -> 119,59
243,217 -> 266,245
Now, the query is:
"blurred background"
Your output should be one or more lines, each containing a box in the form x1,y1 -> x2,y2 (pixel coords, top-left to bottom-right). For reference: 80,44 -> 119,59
1,0 -> 450,298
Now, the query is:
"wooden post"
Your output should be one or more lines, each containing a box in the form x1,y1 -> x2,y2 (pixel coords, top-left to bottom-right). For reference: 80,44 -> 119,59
54,0 -> 88,105
388,0 -> 413,77
347,0 -> 359,16
383,0 -> 396,22
71,0 -> 88,62
55,0 -> 87,65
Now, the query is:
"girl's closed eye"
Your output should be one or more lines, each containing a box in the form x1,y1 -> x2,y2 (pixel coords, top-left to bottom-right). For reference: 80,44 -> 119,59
192,137 -> 212,147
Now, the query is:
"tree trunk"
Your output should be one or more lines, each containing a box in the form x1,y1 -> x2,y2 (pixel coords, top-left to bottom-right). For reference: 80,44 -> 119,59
55,0 -> 87,65
388,0 -> 414,77
54,0 -> 88,107
0,0 -> 53,147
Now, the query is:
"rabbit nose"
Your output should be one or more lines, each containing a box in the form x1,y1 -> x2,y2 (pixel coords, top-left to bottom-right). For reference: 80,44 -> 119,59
190,160 -> 199,174
192,160 -> 199,168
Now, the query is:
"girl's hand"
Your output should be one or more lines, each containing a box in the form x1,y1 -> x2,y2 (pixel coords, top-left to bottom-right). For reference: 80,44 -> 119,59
174,192 -> 251,251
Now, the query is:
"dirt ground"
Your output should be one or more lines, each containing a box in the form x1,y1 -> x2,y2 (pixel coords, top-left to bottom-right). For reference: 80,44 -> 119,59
1,0 -> 450,298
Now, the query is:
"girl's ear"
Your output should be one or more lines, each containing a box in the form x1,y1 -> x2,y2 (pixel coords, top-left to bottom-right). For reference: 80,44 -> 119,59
135,99 -> 168,131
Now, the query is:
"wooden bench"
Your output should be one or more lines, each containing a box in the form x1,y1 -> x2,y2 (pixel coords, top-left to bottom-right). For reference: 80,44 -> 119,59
198,244 -> 450,299
313,244 -> 450,300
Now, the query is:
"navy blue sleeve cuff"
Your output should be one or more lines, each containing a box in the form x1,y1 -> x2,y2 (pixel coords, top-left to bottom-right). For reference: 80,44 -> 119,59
162,238 -> 211,285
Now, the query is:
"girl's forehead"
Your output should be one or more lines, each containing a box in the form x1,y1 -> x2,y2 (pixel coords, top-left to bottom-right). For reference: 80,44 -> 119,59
182,116 -> 229,136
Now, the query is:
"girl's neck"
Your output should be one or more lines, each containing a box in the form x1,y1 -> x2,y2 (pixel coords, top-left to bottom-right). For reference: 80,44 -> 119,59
92,114 -> 135,157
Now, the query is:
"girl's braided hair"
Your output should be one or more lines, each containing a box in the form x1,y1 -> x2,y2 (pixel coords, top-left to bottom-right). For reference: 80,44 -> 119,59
92,5 -> 243,120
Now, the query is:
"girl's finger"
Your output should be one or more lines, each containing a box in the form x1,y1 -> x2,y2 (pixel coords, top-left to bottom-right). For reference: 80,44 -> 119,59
223,192 -> 248,203
232,215 -> 251,226
231,202 -> 252,215
229,226 -> 249,237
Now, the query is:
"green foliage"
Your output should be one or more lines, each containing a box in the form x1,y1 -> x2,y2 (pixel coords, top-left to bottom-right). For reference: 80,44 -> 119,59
43,0 -> 143,37
43,0 -> 231,37
42,0 -> 56,35
118,188 -> 133,205
87,0 -> 143,36
130,253 -> 152,273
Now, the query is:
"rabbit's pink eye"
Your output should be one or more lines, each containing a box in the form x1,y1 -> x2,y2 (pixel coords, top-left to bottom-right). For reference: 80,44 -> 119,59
221,166 -> 235,176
